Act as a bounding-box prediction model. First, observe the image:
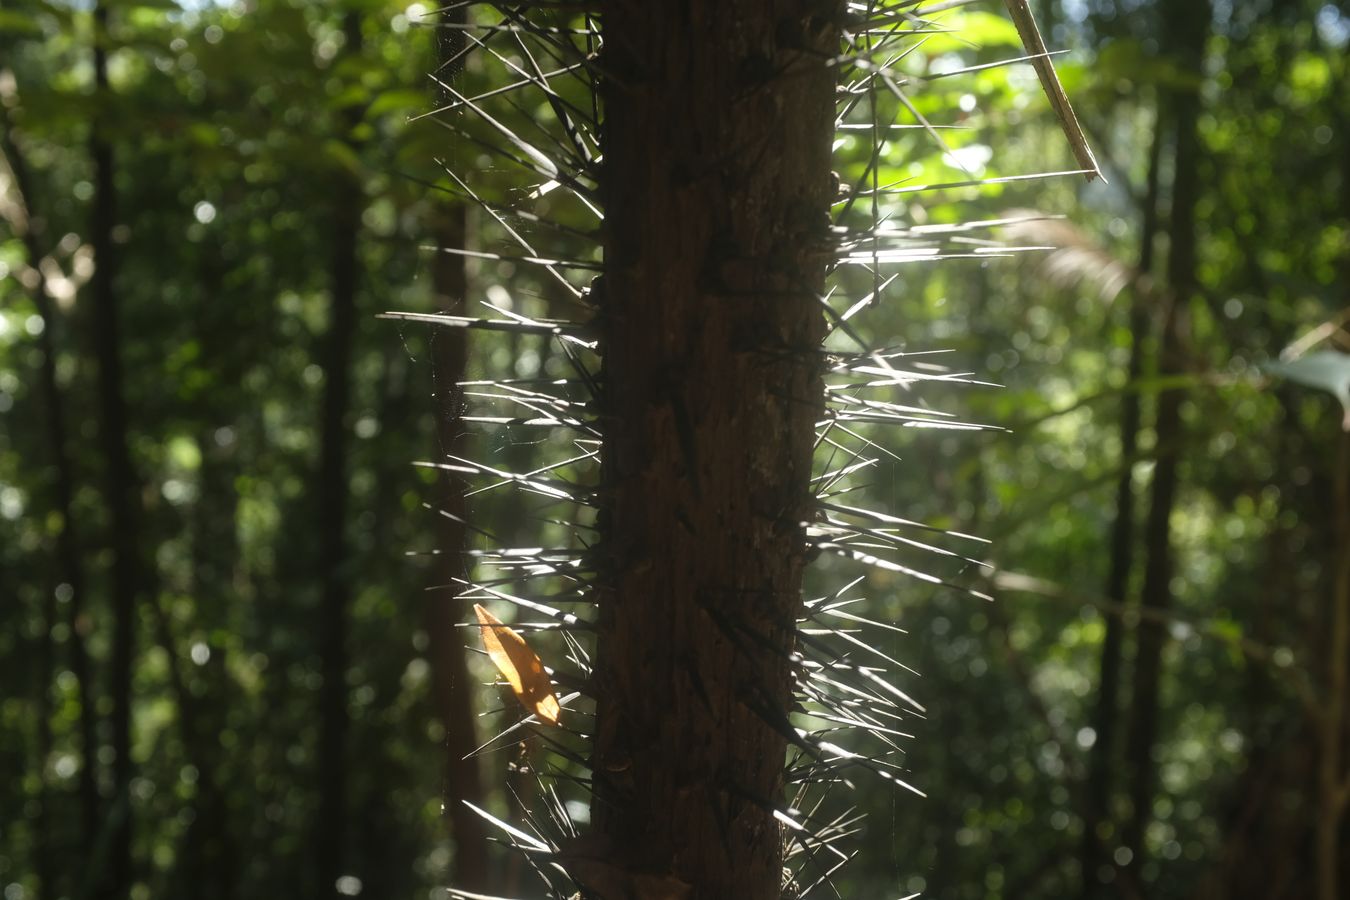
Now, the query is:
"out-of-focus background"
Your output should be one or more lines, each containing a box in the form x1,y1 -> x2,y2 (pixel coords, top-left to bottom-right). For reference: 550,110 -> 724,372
2,2 -> 1348,899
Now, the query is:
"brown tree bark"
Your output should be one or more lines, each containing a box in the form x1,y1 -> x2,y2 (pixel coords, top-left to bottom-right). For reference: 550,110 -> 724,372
583,4 -> 840,898
1316,70 -> 1350,900
1318,431 -> 1350,900
1120,0 -> 1210,885
1079,116 -> 1164,899
312,11 -> 364,897
88,4 -> 142,897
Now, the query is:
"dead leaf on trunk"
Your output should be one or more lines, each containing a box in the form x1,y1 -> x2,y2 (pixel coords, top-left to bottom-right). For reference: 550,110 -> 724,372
474,603 -> 561,725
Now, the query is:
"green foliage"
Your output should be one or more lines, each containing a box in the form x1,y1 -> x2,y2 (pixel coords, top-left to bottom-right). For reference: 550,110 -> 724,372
1265,351 -> 1350,427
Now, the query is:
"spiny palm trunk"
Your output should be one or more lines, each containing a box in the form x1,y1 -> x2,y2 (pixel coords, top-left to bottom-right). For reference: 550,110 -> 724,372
586,3 -> 839,897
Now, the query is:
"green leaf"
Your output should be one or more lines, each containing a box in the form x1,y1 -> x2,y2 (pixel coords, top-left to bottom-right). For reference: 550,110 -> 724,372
1264,351 -> 1350,429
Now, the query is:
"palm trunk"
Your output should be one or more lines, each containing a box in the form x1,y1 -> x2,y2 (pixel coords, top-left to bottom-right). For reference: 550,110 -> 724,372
584,4 -> 839,897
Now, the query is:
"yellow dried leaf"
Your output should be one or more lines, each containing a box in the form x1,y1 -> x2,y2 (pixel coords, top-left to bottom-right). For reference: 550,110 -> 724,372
474,603 -> 561,725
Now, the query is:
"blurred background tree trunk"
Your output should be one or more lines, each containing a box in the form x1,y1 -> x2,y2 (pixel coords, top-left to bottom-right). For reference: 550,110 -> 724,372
1079,114 -> 1164,900
1121,1 -> 1211,890
89,3 -> 141,896
0,99 -> 101,900
419,9 -> 491,888
313,10 -> 364,897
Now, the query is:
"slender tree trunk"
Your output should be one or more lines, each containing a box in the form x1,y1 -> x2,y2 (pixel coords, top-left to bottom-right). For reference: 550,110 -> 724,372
583,4 -> 839,897
313,11 -> 363,897
89,4 -> 141,896
1079,116 -> 1164,899
178,250 -> 243,895
36,536 -> 56,900
2,137 -> 59,900
425,198 -> 492,890
419,11 -> 491,889
1318,68 -> 1350,900
170,334 -> 239,900
0,101 -> 101,898
1121,0 -> 1210,882
182,426 -> 239,900
34,313 -> 58,900
1318,432 -> 1349,900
